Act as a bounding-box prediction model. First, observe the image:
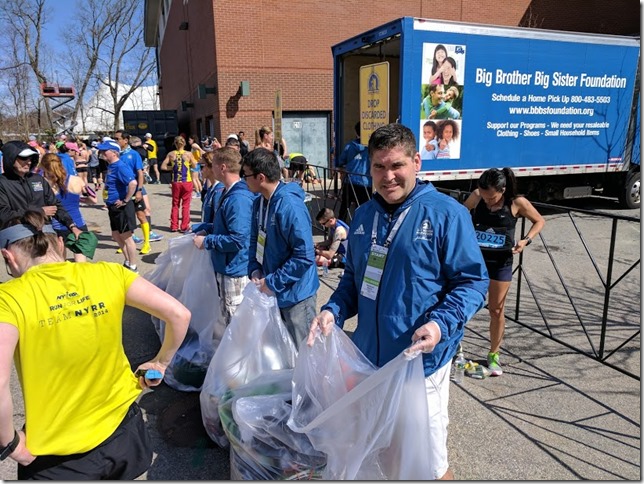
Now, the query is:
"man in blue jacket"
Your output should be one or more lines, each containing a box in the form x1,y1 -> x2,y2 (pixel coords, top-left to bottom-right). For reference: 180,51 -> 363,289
193,147 -> 257,327
336,122 -> 372,223
244,148 -> 319,349
307,123 -> 489,480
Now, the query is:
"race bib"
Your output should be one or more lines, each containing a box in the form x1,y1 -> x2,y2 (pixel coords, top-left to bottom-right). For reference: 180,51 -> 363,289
360,244 -> 388,300
475,230 -> 507,249
256,229 -> 266,265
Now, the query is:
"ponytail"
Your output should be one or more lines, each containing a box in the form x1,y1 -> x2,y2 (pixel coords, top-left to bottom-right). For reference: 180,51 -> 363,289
501,167 -> 518,202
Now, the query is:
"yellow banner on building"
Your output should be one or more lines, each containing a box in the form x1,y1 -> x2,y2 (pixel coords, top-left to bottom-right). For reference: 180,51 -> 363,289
359,62 -> 389,145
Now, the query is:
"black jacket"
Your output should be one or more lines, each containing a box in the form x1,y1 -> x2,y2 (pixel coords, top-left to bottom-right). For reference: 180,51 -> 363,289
0,141 -> 75,229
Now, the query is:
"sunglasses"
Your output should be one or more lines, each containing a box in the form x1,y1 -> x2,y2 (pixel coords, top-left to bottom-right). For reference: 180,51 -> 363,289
241,173 -> 258,179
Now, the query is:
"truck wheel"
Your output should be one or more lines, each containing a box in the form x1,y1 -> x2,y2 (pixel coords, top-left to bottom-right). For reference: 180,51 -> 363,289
618,171 -> 640,209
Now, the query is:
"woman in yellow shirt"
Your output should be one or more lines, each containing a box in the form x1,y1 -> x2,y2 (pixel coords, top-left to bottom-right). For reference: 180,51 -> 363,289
0,210 -> 190,479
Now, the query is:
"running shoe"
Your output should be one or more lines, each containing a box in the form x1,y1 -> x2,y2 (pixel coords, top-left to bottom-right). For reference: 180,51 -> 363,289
139,244 -> 151,255
149,232 -> 164,242
487,352 -> 503,376
123,261 -> 139,273
132,234 -> 143,245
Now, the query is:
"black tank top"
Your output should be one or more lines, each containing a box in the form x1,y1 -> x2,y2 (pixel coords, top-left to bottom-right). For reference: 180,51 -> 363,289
472,199 -> 517,260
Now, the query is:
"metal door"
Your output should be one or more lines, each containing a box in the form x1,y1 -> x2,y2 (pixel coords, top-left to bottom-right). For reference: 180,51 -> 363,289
281,112 -> 331,169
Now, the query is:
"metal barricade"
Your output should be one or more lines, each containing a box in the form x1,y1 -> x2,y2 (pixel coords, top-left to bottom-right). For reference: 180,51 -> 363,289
300,172 -> 641,380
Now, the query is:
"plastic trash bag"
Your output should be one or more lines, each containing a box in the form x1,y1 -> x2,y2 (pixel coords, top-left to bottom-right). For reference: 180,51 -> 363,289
144,235 -> 224,391
217,370 -> 325,480
288,326 -> 433,480
200,283 -> 297,447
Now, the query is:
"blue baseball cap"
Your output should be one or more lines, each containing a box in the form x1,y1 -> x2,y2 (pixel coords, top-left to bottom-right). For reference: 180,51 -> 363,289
96,140 -> 120,152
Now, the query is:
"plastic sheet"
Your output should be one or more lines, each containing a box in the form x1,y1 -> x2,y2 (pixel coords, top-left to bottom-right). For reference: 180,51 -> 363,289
200,283 -> 297,447
218,370 -> 325,480
288,326 -> 434,480
145,235 -> 224,391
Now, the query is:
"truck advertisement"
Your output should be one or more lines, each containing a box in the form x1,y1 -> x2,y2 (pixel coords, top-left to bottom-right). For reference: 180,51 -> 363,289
412,21 -> 639,175
333,18 -> 640,207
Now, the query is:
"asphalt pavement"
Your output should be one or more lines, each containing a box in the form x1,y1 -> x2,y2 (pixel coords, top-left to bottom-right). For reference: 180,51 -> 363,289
0,181 -> 639,480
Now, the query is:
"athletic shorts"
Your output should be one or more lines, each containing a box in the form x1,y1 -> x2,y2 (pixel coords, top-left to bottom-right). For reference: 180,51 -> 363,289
133,195 -> 147,212
76,166 -> 89,173
148,157 -> 158,166
17,401 -> 152,480
88,166 -> 99,181
484,257 -> 513,282
424,361 -> 451,479
108,201 -> 137,233
54,224 -> 88,240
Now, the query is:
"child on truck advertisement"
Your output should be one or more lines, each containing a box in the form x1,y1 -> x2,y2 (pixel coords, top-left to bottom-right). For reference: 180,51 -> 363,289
420,43 -> 466,160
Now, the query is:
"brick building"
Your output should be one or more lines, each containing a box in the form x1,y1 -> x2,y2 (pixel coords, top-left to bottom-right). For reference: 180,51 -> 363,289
143,0 -> 639,166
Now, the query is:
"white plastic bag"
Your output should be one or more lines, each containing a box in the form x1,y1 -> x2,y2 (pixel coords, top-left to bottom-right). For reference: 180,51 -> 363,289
216,370 -> 326,480
288,326 -> 434,480
145,235 -> 224,391
200,283 -> 297,447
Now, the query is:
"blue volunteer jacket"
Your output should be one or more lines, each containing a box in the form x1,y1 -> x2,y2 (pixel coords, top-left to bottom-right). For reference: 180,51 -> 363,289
192,181 -> 225,233
336,139 -> 371,187
248,181 -> 319,308
322,181 -> 489,377
202,180 -> 257,277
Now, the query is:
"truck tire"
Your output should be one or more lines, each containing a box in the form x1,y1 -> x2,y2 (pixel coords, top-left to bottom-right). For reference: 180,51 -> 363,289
618,171 -> 640,209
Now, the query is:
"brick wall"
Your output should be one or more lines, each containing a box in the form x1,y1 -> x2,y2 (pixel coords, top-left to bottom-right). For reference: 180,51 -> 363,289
156,0 -> 638,141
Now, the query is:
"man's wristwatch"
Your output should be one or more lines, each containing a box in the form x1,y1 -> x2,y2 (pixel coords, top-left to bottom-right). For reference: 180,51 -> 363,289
0,430 -> 19,461
523,236 -> 532,246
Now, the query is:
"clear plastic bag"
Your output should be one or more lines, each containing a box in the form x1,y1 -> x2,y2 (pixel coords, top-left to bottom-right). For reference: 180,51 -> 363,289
144,235 -> 224,391
288,326 -> 433,480
200,283 -> 297,447
217,370 -> 325,480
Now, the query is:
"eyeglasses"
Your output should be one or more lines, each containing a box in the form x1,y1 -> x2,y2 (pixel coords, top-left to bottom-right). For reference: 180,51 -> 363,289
318,218 -> 330,225
241,172 -> 258,179
16,156 -> 32,162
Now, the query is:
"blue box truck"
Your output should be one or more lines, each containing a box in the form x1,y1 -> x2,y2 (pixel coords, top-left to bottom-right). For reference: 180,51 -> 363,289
333,17 -> 640,208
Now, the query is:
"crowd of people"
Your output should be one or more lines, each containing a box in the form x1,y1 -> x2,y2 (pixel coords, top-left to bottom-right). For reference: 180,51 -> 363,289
0,122 -> 544,479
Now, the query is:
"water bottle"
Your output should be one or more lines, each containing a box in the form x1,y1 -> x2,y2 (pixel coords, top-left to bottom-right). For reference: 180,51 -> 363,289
322,260 -> 329,278
453,351 -> 466,384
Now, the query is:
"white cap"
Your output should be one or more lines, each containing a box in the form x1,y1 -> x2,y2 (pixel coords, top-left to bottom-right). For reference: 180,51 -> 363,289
227,133 -> 238,140
102,136 -> 114,142
18,147 -> 39,157
145,133 -> 152,138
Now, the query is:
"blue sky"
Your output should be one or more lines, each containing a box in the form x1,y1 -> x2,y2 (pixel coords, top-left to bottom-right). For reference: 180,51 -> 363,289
41,0 -> 76,56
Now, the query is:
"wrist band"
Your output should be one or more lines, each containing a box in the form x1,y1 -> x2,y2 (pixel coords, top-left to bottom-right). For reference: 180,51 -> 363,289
0,430 -> 19,461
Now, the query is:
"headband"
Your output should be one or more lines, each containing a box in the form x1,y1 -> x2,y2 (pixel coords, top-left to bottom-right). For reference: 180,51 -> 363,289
0,224 -> 56,249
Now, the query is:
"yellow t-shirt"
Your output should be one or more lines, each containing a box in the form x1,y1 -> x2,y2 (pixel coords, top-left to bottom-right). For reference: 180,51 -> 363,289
0,261 -> 141,456
192,147 -> 201,162
147,138 -> 158,159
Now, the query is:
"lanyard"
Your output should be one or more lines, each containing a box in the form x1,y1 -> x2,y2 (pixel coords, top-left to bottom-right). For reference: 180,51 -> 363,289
217,180 -> 238,212
258,197 -> 271,231
258,182 -> 279,231
371,206 -> 411,248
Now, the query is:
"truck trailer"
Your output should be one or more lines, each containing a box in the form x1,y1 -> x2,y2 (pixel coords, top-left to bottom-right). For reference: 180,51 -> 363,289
333,17 -> 640,208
